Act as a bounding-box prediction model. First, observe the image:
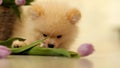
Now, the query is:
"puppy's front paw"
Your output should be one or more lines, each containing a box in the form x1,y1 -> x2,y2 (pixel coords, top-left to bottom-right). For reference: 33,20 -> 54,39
12,40 -> 26,48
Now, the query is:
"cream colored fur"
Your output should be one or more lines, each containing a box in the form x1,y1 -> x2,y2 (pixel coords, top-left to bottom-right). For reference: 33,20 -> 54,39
12,0 -> 81,49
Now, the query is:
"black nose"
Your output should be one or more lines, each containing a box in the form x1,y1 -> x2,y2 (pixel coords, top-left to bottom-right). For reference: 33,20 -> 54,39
48,44 -> 54,48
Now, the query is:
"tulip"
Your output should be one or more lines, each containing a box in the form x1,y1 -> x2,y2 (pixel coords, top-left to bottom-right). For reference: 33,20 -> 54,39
77,43 -> 94,57
0,0 -> 2,5
15,0 -> 26,6
0,46 -> 11,58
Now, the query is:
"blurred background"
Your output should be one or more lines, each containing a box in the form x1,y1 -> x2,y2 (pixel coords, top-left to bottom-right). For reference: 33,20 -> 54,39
67,0 -> 120,67
64,0 -> 120,52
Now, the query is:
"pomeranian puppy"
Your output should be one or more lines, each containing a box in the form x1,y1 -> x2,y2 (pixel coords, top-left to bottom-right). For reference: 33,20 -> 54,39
12,0 -> 81,49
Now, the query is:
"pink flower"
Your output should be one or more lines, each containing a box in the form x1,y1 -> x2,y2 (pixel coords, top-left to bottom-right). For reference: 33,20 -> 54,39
77,43 -> 94,57
0,0 -> 2,5
15,0 -> 26,6
0,46 -> 11,58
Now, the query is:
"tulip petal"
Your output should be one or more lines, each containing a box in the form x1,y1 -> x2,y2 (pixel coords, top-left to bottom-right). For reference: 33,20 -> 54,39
0,0 -> 2,5
78,43 -> 94,57
15,0 -> 26,6
0,46 -> 11,58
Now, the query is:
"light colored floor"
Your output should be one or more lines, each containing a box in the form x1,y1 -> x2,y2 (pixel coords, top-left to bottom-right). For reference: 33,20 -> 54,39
0,0 -> 120,68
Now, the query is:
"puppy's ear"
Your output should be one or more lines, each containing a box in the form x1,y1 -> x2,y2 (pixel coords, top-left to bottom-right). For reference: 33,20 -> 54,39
66,8 -> 81,24
28,5 -> 44,19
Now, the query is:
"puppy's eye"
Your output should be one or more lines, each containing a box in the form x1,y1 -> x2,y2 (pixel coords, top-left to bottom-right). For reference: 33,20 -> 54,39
43,34 -> 47,37
57,35 -> 62,39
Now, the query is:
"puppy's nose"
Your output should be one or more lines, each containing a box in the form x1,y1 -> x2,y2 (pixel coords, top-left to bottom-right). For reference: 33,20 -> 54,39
48,44 -> 54,48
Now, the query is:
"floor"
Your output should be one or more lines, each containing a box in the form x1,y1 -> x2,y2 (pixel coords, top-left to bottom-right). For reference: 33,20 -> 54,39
0,0 -> 120,68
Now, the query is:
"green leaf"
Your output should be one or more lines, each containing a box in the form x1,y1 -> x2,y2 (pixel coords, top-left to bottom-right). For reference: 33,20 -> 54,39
10,38 -> 80,58
1,0 -> 34,17
2,0 -> 15,7
0,37 -> 25,48
11,5 -> 20,18
69,51 -> 80,58
11,38 -> 45,54
25,0 -> 34,5
0,37 -> 80,58
27,47 -> 71,57
11,46 -> 80,57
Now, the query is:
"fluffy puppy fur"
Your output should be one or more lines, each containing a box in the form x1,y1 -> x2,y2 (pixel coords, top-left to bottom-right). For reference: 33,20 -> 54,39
12,0 -> 81,49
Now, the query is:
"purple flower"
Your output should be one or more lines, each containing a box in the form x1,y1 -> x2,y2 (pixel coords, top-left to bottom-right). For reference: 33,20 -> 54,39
0,0 -> 2,5
0,46 -> 11,58
15,0 -> 26,6
77,43 -> 94,57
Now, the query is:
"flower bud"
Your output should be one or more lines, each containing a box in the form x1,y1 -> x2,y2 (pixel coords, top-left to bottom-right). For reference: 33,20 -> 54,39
0,46 -> 11,58
15,0 -> 26,6
77,43 -> 94,57
0,0 -> 2,5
